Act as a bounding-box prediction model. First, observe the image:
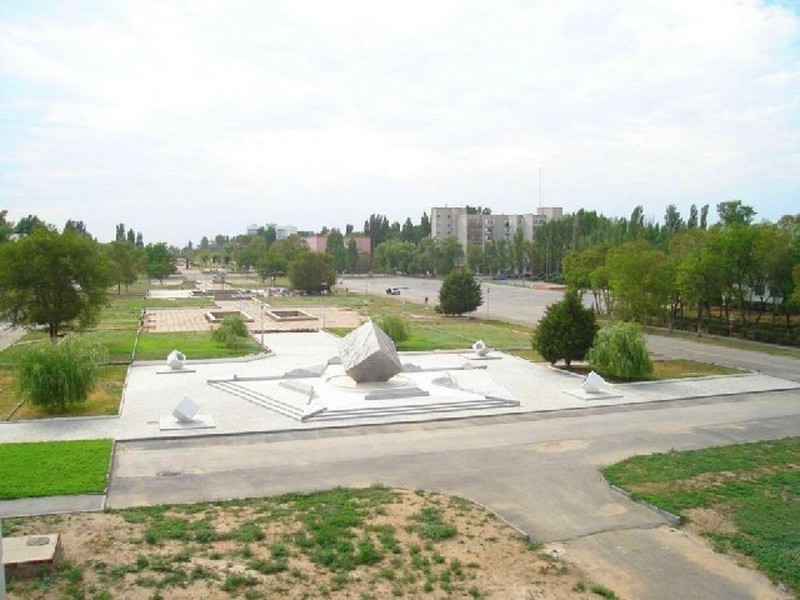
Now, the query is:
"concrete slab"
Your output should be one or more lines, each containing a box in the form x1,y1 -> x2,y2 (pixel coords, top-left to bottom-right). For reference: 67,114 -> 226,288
3,534 -> 61,580
159,415 -> 216,430
563,526 -> 792,600
0,494 -> 106,518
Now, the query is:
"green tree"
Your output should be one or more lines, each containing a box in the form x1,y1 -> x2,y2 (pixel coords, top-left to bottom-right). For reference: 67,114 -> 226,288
105,240 -> 140,294
588,321 -> 653,380
272,234 -> 309,264
687,204 -> 698,229
325,229 -> 346,272
14,214 -> 46,235
345,238 -> 358,272
0,209 -> 13,242
717,200 -> 756,226
466,244 -> 486,274
212,315 -> 250,349
532,291 -> 598,366
0,227 -> 110,343
605,240 -> 675,324
436,236 -> 464,275
145,242 -> 177,284
289,252 -> 336,293
377,314 -> 410,343
16,335 -> 106,412
236,235 -> 267,271
255,248 -> 287,283
663,204 -> 684,234
438,269 -> 482,316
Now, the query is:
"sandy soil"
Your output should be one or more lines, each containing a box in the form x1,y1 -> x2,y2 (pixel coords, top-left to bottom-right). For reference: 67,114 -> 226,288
4,488 -> 610,599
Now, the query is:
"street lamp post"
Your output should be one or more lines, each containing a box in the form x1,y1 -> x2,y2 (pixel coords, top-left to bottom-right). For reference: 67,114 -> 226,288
1,517 -> 6,599
486,286 -> 490,320
260,302 -> 265,349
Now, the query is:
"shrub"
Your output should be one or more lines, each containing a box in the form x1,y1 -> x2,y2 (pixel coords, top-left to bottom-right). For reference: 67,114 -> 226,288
532,291 -> 598,366
588,321 -> 653,379
15,335 -> 106,412
212,315 -> 249,348
378,315 -> 410,343
438,269 -> 482,316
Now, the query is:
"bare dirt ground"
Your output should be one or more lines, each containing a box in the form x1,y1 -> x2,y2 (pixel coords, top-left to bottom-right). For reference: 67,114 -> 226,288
4,488 -> 612,599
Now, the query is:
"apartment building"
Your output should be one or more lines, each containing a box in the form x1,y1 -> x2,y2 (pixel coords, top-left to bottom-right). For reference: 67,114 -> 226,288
430,206 -> 562,248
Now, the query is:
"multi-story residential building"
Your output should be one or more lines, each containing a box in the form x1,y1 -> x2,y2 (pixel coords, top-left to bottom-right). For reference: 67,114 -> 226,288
247,223 -> 298,239
301,234 -> 371,254
430,206 -> 562,248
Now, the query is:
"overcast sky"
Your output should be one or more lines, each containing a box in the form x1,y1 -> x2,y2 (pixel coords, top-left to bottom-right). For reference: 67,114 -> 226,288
1,1 -> 798,246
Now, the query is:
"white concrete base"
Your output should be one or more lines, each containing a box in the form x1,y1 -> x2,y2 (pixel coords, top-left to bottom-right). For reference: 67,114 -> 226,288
156,369 -> 197,375
563,389 -> 624,401
459,353 -> 502,361
159,414 -> 216,430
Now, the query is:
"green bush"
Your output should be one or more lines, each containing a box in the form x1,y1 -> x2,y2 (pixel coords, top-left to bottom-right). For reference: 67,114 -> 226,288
378,315 -> 410,343
438,269 -> 482,316
212,315 -> 249,348
15,335 -> 106,412
532,291 -> 598,366
588,321 -> 653,379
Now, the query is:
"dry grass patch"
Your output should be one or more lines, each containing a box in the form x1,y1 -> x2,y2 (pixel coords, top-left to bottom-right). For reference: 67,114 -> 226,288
3,487 -> 607,599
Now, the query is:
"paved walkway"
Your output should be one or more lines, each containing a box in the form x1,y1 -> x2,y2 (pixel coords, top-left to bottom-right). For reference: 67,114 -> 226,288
144,302 -> 362,333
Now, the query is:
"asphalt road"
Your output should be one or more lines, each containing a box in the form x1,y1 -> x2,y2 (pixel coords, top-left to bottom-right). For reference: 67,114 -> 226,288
107,390 -> 800,599
341,274 -> 565,324
342,275 -> 800,380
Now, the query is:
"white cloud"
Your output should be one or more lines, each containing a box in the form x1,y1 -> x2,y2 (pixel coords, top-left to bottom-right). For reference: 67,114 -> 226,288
0,0 -> 798,244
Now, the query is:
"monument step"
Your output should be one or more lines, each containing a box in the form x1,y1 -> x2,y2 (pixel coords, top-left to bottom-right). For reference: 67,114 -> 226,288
308,397 -> 519,422
209,381 -> 308,421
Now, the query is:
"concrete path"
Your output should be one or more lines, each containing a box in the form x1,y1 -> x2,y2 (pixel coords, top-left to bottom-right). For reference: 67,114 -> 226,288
0,323 -> 26,352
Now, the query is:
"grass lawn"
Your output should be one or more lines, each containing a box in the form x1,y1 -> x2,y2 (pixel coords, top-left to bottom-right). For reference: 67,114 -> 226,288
1,364 -> 127,421
604,437 -> 800,595
134,331 -> 263,360
558,360 -> 741,382
0,439 -> 113,499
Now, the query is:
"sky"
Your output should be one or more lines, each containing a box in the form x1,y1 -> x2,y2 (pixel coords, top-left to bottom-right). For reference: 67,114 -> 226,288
1,0 -> 798,246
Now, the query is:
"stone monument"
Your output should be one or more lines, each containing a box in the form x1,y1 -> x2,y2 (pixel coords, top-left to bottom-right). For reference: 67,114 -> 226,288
173,396 -> 200,422
339,321 -> 402,383
472,340 -> 489,357
581,371 -> 608,394
166,349 -> 187,370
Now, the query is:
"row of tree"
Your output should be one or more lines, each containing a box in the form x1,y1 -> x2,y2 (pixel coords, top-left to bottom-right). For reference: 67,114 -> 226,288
561,203 -> 800,343
0,218 -> 178,342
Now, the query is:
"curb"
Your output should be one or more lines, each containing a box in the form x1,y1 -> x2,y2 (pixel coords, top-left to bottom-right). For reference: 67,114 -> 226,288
605,479 -> 682,526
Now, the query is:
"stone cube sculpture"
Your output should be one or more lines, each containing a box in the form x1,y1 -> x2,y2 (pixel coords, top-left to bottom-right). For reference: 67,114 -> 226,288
339,321 -> 402,383
581,371 -> 608,394
472,340 -> 489,357
166,349 -> 187,370
173,396 -> 199,422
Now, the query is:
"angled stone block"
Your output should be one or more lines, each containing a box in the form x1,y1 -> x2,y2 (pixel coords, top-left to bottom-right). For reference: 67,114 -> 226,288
582,371 -> 608,394
339,321 -> 402,383
173,396 -> 199,422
